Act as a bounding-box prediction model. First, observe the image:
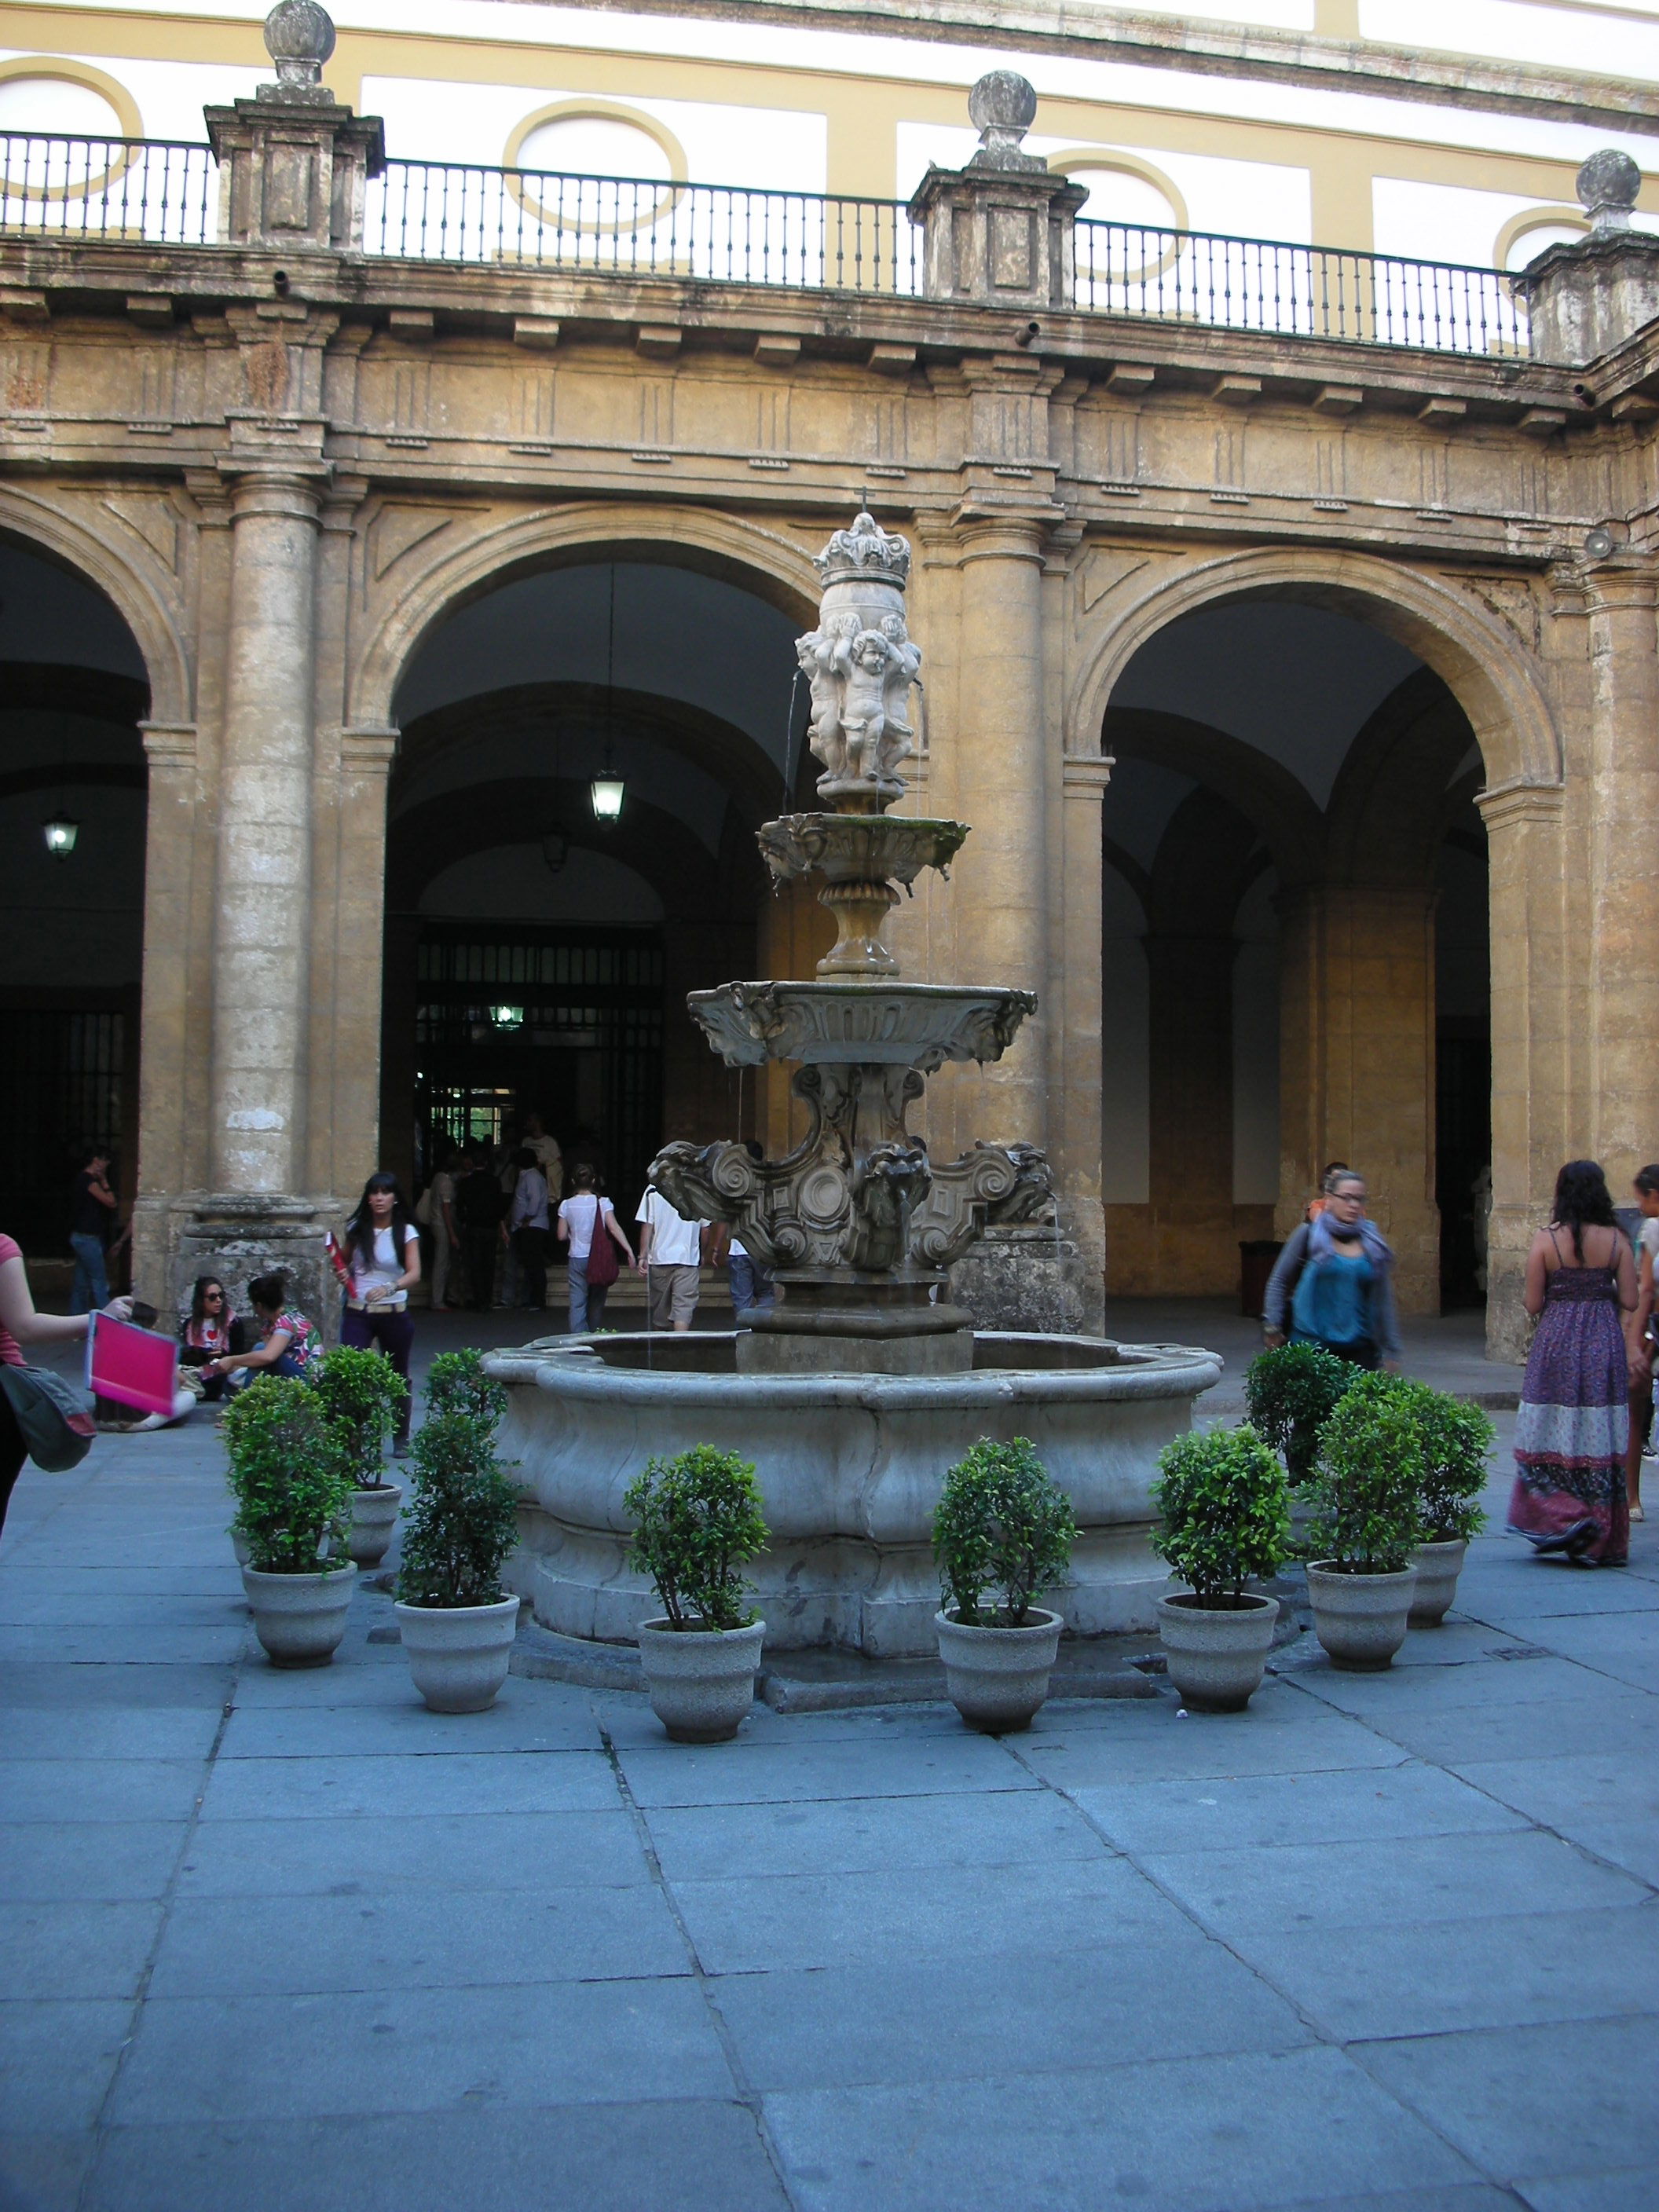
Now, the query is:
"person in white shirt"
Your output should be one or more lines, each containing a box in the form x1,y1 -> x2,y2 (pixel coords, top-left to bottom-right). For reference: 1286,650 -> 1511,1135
339,1172 -> 422,1454
504,1147 -> 551,1310
636,1185 -> 709,1333
556,1163 -> 637,1332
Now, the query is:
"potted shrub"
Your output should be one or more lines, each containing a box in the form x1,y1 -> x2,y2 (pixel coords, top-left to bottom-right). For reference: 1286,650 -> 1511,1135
624,1445 -> 770,1743
223,1376 -> 357,1667
1400,1382 -> 1492,1625
394,1361 -> 522,1712
313,1345 -> 409,1569
1244,1343 -> 1353,1486
1302,1373 -> 1423,1669
932,1437 -> 1076,1733
1151,1424 -> 1290,1710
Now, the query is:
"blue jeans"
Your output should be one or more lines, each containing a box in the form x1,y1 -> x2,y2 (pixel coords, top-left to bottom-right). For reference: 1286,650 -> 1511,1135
69,1233 -> 108,1314
729,1251 -> 774,1317
567,1258 -> 608,1334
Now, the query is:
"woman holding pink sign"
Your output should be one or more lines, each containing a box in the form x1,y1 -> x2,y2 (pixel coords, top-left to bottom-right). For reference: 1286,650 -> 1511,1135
0,1230 -> 130,1536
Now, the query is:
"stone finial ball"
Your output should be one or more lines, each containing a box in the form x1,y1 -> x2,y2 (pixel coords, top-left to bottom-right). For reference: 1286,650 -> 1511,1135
968,71 -> 1038,134
264,0 -> 336,65
1576,148 -> 1641,217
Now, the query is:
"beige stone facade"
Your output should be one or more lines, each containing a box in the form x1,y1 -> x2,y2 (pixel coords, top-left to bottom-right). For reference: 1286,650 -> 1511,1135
3,68 -> 1658,1356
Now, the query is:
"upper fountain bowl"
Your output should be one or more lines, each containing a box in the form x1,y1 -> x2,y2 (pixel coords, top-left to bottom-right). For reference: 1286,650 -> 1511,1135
758,813 -> 969,888
687,979 -> 1036,1068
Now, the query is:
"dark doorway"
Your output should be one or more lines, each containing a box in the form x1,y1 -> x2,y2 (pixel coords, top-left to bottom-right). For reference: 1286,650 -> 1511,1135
412,921 -> 665,1207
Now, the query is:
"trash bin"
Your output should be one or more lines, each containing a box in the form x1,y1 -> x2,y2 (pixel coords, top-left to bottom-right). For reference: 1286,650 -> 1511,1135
1239,1240 -> 1283,1320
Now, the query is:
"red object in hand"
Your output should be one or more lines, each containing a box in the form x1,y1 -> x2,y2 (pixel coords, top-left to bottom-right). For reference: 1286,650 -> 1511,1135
324,1232 -> 352,1288
87,1313 -> 180,1418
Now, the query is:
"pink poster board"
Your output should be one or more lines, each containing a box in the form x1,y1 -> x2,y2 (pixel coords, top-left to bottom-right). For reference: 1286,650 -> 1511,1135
87,1313 -> 179,1418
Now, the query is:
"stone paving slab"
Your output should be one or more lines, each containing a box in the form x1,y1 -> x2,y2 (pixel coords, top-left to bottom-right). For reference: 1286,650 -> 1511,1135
2,1413 -> 1656,2211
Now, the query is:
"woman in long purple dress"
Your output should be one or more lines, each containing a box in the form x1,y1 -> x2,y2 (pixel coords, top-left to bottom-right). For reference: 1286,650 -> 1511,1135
1509,1159 -> 1637,1567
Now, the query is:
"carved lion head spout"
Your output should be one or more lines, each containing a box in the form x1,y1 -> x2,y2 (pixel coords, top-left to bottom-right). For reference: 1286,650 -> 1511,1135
846,1141 -> 932,1273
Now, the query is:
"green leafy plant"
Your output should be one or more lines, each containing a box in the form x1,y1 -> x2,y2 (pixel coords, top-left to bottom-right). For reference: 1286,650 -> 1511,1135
1244,1343 -> 1353,1485
624,1445 -> 770,1632
424,1346 -> 508,1428
312,1344 -> 408,1489
1152,1424 -> 1291,1608
1306,1372 -> 1424,1574
396,1409 -> 520,1608
1397,1380 -> 1493,1544
222,1375 -> 353,1573
932,1437 -> 1077,1628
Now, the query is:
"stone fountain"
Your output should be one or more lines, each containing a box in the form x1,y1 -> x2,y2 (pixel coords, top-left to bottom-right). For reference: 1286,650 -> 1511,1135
488,511 -> 1221,1658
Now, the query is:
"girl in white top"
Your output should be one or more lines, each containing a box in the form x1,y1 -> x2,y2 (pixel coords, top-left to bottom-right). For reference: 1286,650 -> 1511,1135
557,1163 -> 637,1334
339,1172 -> 422,1454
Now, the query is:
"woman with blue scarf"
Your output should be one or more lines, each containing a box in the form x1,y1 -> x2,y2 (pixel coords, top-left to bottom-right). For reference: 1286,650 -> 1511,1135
1262,1170 -> 1402,1372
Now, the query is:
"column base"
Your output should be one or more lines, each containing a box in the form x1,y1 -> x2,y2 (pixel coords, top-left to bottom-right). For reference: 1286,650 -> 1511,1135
170,1192 -> 343,1341
950,1224 -> 1085,1334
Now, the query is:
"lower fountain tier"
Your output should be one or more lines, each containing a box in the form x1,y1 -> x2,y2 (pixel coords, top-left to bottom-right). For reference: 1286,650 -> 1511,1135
487,1332 -> 1222,1657
687,979 -> 1036,1068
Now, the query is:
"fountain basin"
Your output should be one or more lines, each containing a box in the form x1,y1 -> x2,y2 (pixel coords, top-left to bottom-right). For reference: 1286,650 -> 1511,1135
687,980 -> 1037,1069
486,1332 -> 1221,1658
758,814 -> 970,888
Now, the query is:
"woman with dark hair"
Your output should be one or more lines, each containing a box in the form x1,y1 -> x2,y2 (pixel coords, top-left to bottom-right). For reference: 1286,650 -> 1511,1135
198,1273 -> 319,1389
1509,1159 -> 1636,1566
1622,1164 -> 1659,1522
179,1276 -> 240,1402
340,1173 -> 420,1455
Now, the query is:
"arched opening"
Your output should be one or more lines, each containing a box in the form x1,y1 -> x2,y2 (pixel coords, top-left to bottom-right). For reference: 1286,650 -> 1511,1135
0,534 -> 150,1282
1101,594 -> 1490,1317
379,552 -> 826,1243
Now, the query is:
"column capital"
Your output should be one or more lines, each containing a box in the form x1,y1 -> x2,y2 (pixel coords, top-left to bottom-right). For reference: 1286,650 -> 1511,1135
339,724 -> 401,774
218,463 -> 330,520
1581,555 -> 1659,617
948,507 -> 1064,561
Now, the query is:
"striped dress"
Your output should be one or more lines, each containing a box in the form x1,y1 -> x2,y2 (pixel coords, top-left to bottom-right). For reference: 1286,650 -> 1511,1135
1508,1240 -> 1630,1567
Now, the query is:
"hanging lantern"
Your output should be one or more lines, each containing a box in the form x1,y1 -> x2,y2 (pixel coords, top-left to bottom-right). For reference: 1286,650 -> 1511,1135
42,812 -> 80,859
590,773 -> 625,822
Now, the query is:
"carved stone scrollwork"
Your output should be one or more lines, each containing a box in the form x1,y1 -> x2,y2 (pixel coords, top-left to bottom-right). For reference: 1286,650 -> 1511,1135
649,1062 -> 930,1275
906,1141 -> 1057,1269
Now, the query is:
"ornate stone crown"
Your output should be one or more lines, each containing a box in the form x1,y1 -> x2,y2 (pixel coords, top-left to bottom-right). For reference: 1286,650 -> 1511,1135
812,511 -> 911,588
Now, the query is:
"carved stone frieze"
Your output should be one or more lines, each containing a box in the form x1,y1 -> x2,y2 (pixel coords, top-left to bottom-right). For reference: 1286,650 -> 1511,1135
687,980 -> 1036,1069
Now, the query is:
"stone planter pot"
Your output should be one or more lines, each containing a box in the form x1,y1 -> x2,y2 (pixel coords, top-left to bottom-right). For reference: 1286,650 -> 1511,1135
348,1482 -> 402,1569
394,1594 -> 519,1713
1306,1561 -> 1416,1671
1157,1591 -> 1280,1712
241,1563 -> 356,1668
230,1527 -> 251,1568
934,1606 -> 1064,1733
1408,1537 -> 1467,1627
636,1617 -> 766,1742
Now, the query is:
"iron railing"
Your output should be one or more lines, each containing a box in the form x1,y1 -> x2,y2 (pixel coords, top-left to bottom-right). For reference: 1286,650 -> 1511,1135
368,159 -> 924,294
1074,218 -> 1530,355
0,134 -> 215,246
0,134 -> 1533,357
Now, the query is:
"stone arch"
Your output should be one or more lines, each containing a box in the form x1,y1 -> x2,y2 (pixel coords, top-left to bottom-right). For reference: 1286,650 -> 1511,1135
0,485 -> 192,727
1102,705 -> 1326,888
1070,544 -> 1561,797
351,501 -> 821,734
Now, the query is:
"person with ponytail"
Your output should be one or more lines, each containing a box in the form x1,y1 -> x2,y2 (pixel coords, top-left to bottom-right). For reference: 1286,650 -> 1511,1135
339,1171 -> 421,1456
1509,1159 -> 1636,1567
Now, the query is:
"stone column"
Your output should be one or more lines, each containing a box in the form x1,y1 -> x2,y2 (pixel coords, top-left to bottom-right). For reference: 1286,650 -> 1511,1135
211,467 -> 323,1193
1584,557 -> 1659,1184
128,720 -> 199,1303
950,514 -> 1049,1152
1478,780 -> 1569,1359
178,464 -> 339,1323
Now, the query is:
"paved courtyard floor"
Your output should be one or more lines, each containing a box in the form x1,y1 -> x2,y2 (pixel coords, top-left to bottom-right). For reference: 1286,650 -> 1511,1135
2,1397 -> 1655,2212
